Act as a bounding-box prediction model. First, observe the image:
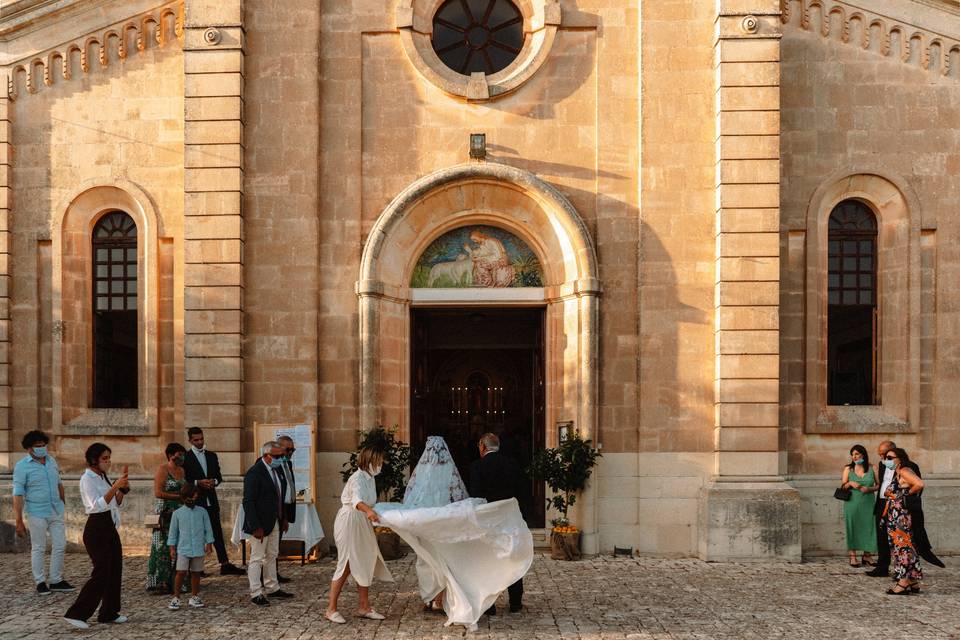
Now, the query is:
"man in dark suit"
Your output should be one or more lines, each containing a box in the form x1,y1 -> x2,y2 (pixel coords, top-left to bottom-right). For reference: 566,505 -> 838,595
243,441 -> 294,606
184,427 -> 244,575
274,435 -> 298,584
469,432 -> 530,614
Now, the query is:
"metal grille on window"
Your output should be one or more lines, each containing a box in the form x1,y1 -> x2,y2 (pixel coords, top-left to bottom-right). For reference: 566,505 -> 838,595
432,0 -> 525,75
828,200 -> 877,307
92,211 -> 138,408
827,200 -> 878,406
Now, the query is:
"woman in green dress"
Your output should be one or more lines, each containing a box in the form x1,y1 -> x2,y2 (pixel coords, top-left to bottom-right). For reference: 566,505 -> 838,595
842,444 -> 878,567
147,443 -> 187,592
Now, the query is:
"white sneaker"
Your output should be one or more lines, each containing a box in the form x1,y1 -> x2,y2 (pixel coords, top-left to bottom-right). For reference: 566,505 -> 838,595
169,597 -> 181,610
107,615 -> 129,624
63,617 -> 89,629
188,595 -> 204,608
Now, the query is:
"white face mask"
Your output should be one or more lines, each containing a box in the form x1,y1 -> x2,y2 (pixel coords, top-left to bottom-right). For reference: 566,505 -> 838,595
370,465 -> 382,477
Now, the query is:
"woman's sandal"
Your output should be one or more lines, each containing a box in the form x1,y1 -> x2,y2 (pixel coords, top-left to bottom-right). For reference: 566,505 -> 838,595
862,557 -> 876,567
357,610 -> 386,620
886,582 -> 914,596
325,611 -> 347,624
910,582 -> 922,594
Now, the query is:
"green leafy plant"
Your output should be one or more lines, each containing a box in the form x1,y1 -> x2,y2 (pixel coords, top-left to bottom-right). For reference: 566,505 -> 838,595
527,431 -> 601,527
511,254 -> 543,287
340,425 -> 411,502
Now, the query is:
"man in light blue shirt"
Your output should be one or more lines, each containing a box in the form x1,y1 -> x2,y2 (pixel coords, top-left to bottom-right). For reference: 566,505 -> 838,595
12,430 -> 75,595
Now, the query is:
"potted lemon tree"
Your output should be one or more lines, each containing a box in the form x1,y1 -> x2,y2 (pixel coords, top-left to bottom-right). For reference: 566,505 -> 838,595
528,430 -> 601,560
340,425 -> 411,560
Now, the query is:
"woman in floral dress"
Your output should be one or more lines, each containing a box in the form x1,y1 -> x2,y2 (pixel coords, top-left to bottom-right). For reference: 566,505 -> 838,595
146,443 -> 187,593
882,447 -> 926,595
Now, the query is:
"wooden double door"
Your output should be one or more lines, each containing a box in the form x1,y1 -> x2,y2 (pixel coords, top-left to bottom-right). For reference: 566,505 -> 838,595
410,307 -> 545,527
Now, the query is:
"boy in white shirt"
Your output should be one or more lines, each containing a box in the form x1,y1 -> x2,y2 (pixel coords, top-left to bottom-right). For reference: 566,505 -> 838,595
166,485 -> 214,610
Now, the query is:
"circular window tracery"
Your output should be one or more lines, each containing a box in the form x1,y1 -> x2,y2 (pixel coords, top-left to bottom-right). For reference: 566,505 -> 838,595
432,0 -> 525,76
397,0 -> 561,101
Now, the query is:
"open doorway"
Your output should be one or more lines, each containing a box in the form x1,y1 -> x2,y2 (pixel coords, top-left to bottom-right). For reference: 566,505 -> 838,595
410,307 -> 545,527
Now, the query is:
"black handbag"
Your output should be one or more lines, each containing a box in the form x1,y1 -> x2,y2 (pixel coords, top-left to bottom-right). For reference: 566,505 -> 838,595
834,486 -> 852,501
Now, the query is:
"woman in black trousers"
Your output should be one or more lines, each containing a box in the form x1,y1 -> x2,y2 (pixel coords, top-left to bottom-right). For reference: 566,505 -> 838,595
64,443 -> 129,629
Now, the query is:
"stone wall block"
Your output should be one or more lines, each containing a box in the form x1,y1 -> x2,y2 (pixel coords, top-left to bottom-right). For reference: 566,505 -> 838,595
717,233 -> 779,258
185,333 -> 242,358
716,280 -> 779,306
717,256 -> 779,281
185,357 -> 243,382
718,354 -> 779,379
183,215 -> 242,240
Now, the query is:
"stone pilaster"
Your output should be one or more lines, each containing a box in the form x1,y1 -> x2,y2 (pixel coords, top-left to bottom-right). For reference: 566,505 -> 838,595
699,0 -> 800,562
182,1 -> 245,474
0,90 -> 10,462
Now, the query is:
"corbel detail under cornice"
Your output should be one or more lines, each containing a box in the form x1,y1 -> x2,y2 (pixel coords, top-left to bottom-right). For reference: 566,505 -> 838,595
782,0 -> 960,80
6,1 -> 184,101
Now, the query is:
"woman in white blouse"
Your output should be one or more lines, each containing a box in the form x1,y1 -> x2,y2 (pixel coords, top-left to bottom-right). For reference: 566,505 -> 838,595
324,445 -> 392,624
63,443 -> 129,630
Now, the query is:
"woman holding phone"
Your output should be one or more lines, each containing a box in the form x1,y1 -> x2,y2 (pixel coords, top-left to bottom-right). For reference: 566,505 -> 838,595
64,443 -> 130,629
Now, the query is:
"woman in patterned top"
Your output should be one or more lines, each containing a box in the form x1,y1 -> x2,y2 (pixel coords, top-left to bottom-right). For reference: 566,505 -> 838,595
882,447 -> 925,595
146,442 -> 187,593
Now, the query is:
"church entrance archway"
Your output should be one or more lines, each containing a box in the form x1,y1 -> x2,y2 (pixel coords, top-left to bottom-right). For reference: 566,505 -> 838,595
358,162 -> 600,549
411,307 -> 546,526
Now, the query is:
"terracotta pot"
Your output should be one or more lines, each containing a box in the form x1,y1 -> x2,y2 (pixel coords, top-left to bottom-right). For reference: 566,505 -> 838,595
376,529 -> 404,560
550,529 -> 581,561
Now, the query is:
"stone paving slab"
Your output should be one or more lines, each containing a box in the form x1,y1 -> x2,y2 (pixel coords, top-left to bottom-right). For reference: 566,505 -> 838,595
0,552 -> 958,639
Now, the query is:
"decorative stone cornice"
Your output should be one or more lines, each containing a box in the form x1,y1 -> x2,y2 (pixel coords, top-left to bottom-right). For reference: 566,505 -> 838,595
6,1 -> 183,100
782,0 -> 960,78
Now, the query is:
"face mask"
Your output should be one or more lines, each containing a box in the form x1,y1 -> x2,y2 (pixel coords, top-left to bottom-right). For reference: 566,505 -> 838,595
184,499 -> 196,508
32,446 -> 47,458
852,458 -> 863,465
98,461 -> 112,474
192,444 -> 205,452
268,457 -> 283,469
370,465 -> 382,477
174,455 -> 185,467
883,459 -> 896,470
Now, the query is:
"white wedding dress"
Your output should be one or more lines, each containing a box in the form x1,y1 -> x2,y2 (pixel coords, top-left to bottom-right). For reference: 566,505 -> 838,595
375,437 -> 533,630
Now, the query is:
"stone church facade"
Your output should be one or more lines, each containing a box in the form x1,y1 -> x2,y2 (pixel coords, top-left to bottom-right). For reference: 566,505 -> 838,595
0,0 -> 958,560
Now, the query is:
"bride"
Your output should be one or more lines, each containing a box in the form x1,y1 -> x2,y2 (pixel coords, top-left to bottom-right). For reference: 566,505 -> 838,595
375,436 -> 532,630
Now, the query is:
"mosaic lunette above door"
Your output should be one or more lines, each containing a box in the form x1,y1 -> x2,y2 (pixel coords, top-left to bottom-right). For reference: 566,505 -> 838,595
411,225 -> 544,288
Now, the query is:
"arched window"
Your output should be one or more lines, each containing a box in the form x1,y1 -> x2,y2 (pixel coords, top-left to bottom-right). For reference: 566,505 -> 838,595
827,200 -> 877,406
92,211 -> 138,408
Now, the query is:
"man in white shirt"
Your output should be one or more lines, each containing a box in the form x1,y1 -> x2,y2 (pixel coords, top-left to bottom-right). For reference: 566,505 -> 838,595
183,427 -> 244,576
242,442 -> 294,606
866,440 -> 896,578
275,435 -> 297,584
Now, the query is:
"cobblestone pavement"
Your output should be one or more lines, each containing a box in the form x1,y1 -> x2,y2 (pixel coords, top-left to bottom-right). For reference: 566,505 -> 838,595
1,552 -> 959,639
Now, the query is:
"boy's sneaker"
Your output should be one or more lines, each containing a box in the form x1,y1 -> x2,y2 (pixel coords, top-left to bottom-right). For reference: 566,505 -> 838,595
36,582 -> 51,596
188,595 -> 204,608
168,597 -> 181,610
